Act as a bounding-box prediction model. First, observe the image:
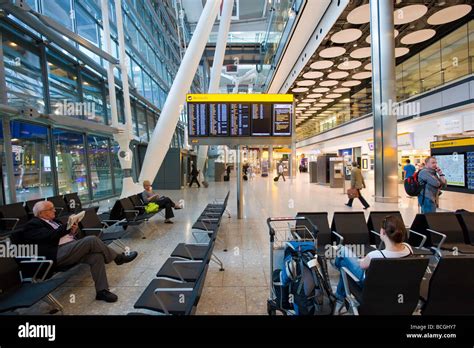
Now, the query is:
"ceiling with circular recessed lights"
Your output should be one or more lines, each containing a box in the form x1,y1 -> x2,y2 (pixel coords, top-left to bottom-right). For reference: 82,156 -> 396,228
290,0 -> 473,140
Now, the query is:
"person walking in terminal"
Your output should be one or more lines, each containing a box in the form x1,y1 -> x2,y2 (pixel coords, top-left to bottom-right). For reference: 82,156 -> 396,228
21,201 -> 138,303
403,159 -> 416,179
276,161 -> 286,181
417,156 -> 447,214
141,180 -> 183,223
189,164 -> 201,188
332,215 -> 413,315
345,161 -> 370,209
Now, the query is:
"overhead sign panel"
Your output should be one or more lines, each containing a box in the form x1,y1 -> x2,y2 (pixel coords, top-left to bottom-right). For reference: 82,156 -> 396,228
187,94 -> 294,145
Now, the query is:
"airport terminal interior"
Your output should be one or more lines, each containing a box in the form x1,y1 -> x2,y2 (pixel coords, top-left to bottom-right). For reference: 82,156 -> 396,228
0,0 -> 474,319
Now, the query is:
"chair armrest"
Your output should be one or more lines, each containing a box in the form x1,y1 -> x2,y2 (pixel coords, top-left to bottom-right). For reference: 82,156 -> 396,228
54,207 -> 64,215
426,228 -> 447,249
370,230 -> 383,249
81,228 -> 104,237
19,259 -> 53,282
409,229 -> 427,248
123,210 -> 139,221
0,218 -> 20,231
102,219 -> 120,224
340,266 -> 361,316
332,231 -> 344,245
171,260 -> 203,282
153,288 -> 194,315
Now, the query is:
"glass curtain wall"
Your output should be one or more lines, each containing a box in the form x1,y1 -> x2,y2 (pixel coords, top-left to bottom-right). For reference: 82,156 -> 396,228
53,129 -> 89,202
87,135 -> 113,199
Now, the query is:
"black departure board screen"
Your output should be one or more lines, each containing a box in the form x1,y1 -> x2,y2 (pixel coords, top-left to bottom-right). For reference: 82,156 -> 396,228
188,103 -> 207,136
273,104 -> 292,136
229,103 -> 250,136
209,103 -> 228,136
186,94 -> 293,141
251,104 -> 272,136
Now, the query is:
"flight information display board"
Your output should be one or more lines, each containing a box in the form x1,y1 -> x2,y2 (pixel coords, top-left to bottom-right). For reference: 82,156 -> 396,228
209,103 -> 228,136
251,103 -> 272,136
187,94 -> 293,144
188,103 -> 207,136
229,103 -> 250,136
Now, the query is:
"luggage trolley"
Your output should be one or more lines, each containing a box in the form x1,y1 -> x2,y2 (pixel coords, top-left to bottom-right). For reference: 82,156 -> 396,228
266,216 -> 317,315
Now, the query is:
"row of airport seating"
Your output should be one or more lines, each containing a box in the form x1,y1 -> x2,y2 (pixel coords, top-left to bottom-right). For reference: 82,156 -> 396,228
295,211 -> 474,315
0,192 -> 169,314
132,191 -> 230,315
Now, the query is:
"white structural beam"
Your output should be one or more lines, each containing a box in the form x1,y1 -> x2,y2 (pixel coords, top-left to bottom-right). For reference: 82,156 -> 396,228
138,0 -> 220,186
196,0 -> 234,177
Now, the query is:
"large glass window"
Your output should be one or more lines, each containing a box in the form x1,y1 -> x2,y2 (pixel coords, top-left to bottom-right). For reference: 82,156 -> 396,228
420,42 -> 441,93
48,54 -> 80,117
87,135 -> 113,199
442,24 -> 469,84
136,104 -> 148,142
111,141 -> 123,194
2,35 -> 45,113
42,0 -> 73,31
81,72 -> 106,124
53,129 -> 89,202
8,121 -> 54,202
147,110 -> 156,141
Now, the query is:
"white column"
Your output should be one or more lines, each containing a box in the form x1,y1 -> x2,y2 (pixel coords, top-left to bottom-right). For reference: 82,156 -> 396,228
101,0 -> 118,128
115,0 -> 136,197
138,0 -> 221,186
196,0 -> 234,178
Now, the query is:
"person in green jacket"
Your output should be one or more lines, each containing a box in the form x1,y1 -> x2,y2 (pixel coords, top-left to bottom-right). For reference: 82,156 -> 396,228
345,161 -> 370,209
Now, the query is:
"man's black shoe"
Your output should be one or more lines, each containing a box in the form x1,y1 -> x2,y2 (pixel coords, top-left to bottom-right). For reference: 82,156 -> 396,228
114,251 -> 138,265
96,289 -> 118,303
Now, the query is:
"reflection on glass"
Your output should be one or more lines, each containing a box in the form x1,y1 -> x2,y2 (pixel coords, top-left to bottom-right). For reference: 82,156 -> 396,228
420,42 -> 441,93
10,121 -> 54,201
442,24 -> 469,84
82,74 -> 106,124
48,58 -> 80,117
3,36 -> 45,113
88,135 -> 113,199
111,141 -> 123,193
136,105 -> 148,142
42,0 -> 73,31
53,129 -> 89,202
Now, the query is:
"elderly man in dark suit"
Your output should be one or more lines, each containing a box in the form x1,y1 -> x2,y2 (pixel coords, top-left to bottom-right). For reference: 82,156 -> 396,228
21,201 -> 138,303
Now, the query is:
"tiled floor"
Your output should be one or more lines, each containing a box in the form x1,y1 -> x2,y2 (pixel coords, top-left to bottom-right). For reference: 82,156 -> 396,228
21,172 -> 474,315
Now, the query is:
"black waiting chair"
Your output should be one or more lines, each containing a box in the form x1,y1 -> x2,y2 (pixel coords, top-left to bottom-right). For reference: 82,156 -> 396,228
367,211 -> 431,256
47,195 -> 71,218
410,213 -> 474,255
133,278 -> 199,315
0,203 -> 30,239
341,257 -> 429,315
78,209 -> 128,250
420,255 -> 474,315
63,192 -> 99,214
24,198 -> 45,218
0,257 -> 67,314
456,212 -> 474,245
331,212 -> 377,255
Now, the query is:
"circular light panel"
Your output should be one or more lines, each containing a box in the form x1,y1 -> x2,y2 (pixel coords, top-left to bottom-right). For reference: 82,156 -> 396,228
350,47 -> 371,59
337,60 -> 362,70
292,87 -> 308,93
427,5 -> 472,25
342,80 -> 362,87
303,71 -> 324,79
333,87 -> 351,93
400,29 -> 436,45
331,28 -> 362,44
310,60 -> 334,70
296,80 -> 316,86
320,80 -> 338,87
328,71 -> 349,79
347,4 -> 370,24
393,5 -> 427,25
312,87 -> 330,93
319,47 -> 346,58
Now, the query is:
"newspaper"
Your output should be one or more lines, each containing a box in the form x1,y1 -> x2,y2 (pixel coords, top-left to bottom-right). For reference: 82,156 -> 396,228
66,210 -> 86,230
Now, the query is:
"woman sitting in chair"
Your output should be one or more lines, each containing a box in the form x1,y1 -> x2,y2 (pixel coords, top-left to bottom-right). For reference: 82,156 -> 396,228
332,215 -> 413,315
141,180 -> 183,224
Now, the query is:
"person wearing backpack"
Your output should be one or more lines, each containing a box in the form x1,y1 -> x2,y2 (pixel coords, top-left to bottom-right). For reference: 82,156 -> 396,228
403,159 -> 416,179
332,215 -> 413,315
417,156 -> 447,214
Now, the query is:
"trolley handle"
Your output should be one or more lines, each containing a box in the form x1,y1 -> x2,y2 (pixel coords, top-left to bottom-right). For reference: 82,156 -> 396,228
267,216 -> 308,235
